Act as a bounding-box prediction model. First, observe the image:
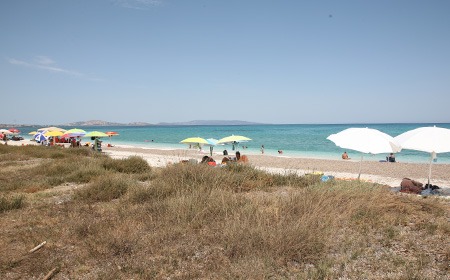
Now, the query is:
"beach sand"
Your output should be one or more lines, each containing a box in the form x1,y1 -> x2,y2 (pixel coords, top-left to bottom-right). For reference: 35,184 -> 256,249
101,145 -> 450,192
7,140 -> 450,195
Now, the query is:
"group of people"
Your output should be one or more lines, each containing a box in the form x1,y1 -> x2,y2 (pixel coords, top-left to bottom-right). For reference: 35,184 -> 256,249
200,155 -> 217,166
342,151 -> 396,162
200,151 -> 249,167
1,132 -> 24,145
260,145 -> 283,155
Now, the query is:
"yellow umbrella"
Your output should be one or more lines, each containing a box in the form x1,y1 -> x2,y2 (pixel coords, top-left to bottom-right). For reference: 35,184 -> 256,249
44,130 -> 65,146
180,137 -> 209,145
83,131 -> 109,138
180,137 -> 209,150
44,131 -> 65,137
217,135 -> 252,144
217,135 -> 252,151
28,131 -> 38,135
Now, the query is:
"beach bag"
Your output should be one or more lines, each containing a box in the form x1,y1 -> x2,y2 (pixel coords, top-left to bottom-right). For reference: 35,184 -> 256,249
424,184 -> 440,190
400,178 -> 423,194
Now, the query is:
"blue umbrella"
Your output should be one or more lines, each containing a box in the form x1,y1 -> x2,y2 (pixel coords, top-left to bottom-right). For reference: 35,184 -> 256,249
206,138 -> 219,146
206,138 -> 219,156
34,132 -> 47,143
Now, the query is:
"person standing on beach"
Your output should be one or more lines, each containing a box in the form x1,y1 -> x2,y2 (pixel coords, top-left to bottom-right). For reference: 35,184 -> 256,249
261,145 -> 264,154
2,132 -> 7,145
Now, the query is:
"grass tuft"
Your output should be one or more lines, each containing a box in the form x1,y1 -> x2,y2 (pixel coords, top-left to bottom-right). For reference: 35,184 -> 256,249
74,173 -> 135,202
0,194 -> 24,212
102,156 -> 152,174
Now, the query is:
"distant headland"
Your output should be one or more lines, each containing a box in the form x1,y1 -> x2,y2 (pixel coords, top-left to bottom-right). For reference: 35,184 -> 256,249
1,120 -> 264,127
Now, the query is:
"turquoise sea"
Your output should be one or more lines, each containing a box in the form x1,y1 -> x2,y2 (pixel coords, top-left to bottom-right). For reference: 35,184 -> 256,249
17,123 -> 450,164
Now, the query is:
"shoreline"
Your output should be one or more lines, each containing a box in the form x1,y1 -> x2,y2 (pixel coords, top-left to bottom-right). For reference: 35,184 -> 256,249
106,140 -> 450,164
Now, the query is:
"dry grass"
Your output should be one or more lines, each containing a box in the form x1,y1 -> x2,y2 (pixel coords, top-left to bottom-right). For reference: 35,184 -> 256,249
0,194 -> 24,212
0,145 -> 449,279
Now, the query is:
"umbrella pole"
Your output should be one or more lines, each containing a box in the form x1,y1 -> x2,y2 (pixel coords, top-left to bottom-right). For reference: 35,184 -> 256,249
358,153 -> 363,180
210,146 -> 213,157
428,154 -> 433,186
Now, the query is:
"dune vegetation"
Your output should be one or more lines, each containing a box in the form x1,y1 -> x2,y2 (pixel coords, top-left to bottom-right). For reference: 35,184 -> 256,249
0,144 -> 449,279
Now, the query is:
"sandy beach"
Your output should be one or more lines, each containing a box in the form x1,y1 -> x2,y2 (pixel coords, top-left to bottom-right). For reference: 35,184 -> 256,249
101,145 -> 450,191
6,140 -> 450,194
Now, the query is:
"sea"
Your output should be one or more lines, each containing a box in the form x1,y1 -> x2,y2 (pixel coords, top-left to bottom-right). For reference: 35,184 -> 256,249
16,123 -> 450,164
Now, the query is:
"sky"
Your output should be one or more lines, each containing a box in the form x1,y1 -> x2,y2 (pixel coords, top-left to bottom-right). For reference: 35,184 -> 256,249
1,0 -> 449,125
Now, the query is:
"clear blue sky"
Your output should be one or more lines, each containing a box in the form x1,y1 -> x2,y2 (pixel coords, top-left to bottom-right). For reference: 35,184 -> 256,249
1,0 -> 449,125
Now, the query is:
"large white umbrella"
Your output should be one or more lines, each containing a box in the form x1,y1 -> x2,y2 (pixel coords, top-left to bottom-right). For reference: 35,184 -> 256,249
37,127 -> 66,132
394,125 -> 450,185
327,127 -> 401,179
0,129 -> 14,135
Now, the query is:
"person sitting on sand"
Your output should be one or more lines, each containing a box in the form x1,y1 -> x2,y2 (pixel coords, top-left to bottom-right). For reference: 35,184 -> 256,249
238,154 -> 249,164
232,151 -> 249,164
207,157 -> 217,166
200,155 -> 210,164
342,151 -> 350,160
387,153 -> 396,162
221,157 -> 231,165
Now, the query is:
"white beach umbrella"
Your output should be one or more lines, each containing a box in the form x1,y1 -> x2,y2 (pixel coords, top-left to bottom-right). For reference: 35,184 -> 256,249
0,129 -> 14,135
327,127 -> 401,179
37,127 -> 66,132
394,125 -> 450,185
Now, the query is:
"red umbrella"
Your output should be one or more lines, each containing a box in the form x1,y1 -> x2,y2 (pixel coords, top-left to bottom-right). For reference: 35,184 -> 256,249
105,131 -> 119,146
8,128 -> 20,134
105,131 -> 119,136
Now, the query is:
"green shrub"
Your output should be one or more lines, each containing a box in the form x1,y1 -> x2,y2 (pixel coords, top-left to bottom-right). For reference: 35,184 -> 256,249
75,174 -> 135,202
0,195 -> 25,212
102,156 -> 151,174
271,171 -> 321,187
66,147 -> 95,157
66,159 -> 107,183
127,184 -> 156,204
